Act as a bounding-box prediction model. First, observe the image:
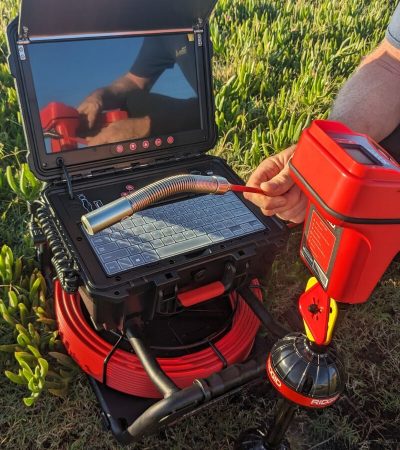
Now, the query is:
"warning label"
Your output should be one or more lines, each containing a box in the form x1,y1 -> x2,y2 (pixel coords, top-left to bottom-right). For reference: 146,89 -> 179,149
307,211 -> 336,272
301,206 -> 342,288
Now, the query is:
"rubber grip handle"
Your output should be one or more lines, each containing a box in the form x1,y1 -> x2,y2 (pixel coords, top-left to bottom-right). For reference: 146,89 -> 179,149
177,281 -> 225,307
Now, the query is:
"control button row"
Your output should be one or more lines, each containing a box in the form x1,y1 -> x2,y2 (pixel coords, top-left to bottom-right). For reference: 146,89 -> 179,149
114,136 -> 175,154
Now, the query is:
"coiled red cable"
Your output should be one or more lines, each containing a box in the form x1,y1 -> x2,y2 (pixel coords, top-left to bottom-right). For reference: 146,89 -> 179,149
54,280 -> 262,398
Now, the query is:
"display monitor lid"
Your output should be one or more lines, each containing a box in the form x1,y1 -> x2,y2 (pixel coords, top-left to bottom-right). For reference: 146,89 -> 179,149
8,2 -> 217,181
19,0 -> 217,39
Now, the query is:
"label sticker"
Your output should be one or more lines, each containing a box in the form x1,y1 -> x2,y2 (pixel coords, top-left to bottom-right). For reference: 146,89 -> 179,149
301,206 -> 342,288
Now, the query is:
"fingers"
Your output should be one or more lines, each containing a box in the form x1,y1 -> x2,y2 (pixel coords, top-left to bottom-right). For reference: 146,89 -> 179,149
263,188 -> 308,223
246,157 -> 282,190
86,128 -> 110,146
260,164 -> 294,196
244,162 -> 295,212
244,145 -> 306,223
77,95 -> 102,129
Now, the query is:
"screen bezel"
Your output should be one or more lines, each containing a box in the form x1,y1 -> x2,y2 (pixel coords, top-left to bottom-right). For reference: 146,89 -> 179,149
14,27 -> 216,180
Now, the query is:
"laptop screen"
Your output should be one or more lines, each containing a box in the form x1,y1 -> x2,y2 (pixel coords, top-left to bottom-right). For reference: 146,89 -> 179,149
28,32 -> 202,154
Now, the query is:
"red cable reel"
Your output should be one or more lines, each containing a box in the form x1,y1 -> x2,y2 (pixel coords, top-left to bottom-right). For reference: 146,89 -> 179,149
54,280 -> 262,398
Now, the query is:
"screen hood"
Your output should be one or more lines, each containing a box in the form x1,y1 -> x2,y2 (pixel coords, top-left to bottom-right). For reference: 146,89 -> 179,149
19,0 -> 217,39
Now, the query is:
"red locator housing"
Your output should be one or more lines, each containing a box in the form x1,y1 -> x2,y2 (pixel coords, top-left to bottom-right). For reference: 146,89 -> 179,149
290,120 -> 400,304
40,101 -> 128,152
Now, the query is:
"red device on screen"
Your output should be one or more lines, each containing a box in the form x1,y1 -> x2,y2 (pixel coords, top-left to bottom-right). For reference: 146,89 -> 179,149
40,102 -> 128,152
290,120 -> 400,304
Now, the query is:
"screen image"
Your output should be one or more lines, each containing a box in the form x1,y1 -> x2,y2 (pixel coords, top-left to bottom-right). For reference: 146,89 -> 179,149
342,145 -> 378,166
28,33 -> 201,153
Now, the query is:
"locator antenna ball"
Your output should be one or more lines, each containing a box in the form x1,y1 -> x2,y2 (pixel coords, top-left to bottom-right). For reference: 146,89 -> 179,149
235,333 -> 345,450
81,174 -> 267,235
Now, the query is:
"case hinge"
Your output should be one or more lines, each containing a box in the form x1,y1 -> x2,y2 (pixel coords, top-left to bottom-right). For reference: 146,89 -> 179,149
194,20 -> 204,47
57,157 -> 74,200
17,26 -> 30,45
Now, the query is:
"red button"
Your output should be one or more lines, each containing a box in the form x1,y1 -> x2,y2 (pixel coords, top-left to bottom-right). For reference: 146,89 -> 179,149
126,184 -> 134,191
130,142 -> 137,151
116,145 -> 124,153
167,136 -> 174,144
142,140 -> 150,149
155,138 -> 162,147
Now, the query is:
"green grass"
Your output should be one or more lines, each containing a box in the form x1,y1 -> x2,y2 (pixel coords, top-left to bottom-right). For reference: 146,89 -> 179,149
1,0 -> 400,449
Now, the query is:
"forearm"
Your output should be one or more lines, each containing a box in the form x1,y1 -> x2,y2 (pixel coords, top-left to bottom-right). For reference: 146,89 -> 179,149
329,39 -> 400,142
94,75 -> 140,110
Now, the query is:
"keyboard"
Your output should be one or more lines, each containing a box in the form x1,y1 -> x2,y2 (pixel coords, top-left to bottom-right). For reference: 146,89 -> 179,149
84,191 -> 266,275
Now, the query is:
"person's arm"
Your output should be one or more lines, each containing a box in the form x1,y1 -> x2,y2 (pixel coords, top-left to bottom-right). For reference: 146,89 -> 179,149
77,73 -> 150,129
329,38 -> 400,141
245,37 -> 400,222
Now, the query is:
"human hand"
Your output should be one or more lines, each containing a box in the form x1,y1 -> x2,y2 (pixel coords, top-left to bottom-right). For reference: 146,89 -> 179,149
244,145 -> 308,223
86,117 -> 151,146
77,91 -> 104,129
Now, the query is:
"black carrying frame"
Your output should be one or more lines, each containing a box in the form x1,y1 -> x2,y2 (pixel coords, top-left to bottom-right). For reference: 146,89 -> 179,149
7,0 -> 289,443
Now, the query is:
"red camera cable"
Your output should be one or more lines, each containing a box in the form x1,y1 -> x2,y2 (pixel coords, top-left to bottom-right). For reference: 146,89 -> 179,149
54,280 -> 262,398
230,185 -> 265,195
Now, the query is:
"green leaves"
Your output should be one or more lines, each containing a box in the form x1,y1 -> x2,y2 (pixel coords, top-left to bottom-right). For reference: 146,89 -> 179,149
0,245 -> 77,406
210,0 -> 392,175
6,163 -> 42,202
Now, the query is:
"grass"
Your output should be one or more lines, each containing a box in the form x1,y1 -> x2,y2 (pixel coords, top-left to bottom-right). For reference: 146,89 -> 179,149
1,0 -> 399,449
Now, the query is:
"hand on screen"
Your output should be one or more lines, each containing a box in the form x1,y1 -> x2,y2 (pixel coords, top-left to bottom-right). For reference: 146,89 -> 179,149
86,117 -> 151,146
77,91 -> 104,129
244,145 -> 308,223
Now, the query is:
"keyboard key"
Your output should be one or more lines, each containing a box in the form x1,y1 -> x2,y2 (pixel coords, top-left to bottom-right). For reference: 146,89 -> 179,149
162,236 -> 175,245
183,230 -> 196,239
203,224 -> 215,233
251,222 -> 265,230
240,223 -> 252,232
129,246 -> 142,255
95,242 -> 119,254
132,217 -> 145,226
156,235 -> 211,258
121,220 -> 135,229
143,251 -> 159,263
101,248 -> 129,263
130,255 -> 145,266
129,236 -> 142,245
91,236 -> 111,245
173,233 -> 185,242
152,239 -> 164,248
230,225 -> 244,236
115,239 -> 130,248
162,228 -> 174,237
209,231 -> 224,242
105,261 -> 120,275
214,222 -> 226,231
220,228 -> 234,238
118,257 -> 134,270
172,225 -> 185,233
155,221 -> 167,230
143,223 -> 156,233
151,230 -> 163,240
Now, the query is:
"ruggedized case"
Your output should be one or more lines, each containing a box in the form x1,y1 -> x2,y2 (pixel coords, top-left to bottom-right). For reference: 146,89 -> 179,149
7,0 -> 288,442
7,0 -> 288,331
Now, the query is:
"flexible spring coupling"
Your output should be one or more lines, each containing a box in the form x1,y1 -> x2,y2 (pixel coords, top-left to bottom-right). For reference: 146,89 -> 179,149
81,174 -> 231,235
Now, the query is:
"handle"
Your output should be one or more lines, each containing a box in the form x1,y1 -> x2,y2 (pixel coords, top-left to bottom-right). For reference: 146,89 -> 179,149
177,262 -> 236,307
